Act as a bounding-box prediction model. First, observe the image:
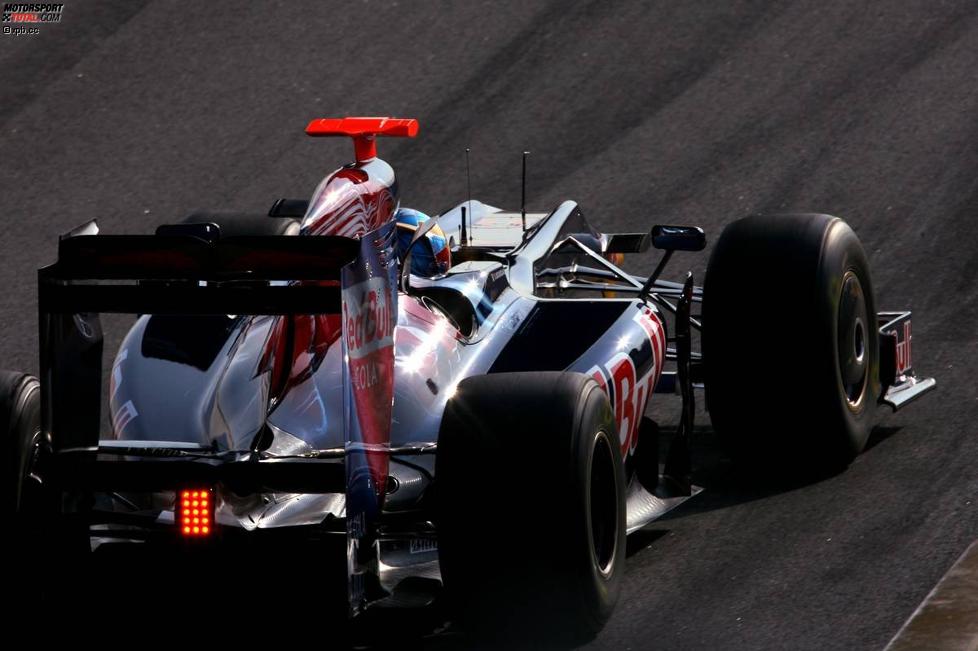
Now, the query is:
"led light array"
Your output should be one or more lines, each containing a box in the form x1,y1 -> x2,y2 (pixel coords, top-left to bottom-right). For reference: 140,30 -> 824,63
178,489 -> 213,537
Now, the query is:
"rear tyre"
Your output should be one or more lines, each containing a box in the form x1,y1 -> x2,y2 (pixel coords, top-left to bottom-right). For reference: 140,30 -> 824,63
436,371 -> 625,643
2,371 -> 51,608
2,370 -> 42,516
703,214 -> 880,475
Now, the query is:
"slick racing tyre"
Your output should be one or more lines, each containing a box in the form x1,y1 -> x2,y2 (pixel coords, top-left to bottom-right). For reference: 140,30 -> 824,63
174,211 -> 300,236
3,371 -> 87,576
703,214 -> 880,475
436,371 -> 625,643
2,370 -> 46,610
2,370 -> 42,516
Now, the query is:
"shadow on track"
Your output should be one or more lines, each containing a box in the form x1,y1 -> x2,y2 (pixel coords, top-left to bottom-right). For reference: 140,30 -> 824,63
655,423 -> 905,521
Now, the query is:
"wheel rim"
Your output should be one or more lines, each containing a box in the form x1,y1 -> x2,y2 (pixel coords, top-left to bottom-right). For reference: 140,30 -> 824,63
838,271 -> 870,411
588,430 -> 619,578
19,429 -> 45,512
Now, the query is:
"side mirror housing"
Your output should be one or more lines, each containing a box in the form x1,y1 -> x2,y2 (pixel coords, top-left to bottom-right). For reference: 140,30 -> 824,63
651,225 -> 706,251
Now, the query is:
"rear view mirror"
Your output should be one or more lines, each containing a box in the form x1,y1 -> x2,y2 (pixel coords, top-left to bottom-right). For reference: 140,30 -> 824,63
651,225 -> 706,251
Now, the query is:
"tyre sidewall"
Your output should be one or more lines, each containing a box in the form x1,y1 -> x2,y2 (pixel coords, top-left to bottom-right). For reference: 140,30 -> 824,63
2,372 -> 41,514
815,220 -> 880,459
567,382 -> 625,632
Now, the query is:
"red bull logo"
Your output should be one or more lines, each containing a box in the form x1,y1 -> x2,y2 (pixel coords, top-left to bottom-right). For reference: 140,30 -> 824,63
342,275 -> 396,496
895,319 -> 912,375
588,308 -> 665,457
344,280 -> 395,366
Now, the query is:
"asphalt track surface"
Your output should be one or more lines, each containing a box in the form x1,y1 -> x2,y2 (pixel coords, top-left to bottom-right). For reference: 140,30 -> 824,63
1,1 -> 977,648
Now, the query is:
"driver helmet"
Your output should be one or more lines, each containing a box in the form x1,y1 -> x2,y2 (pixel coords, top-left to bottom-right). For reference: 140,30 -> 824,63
394,208 -> 451,277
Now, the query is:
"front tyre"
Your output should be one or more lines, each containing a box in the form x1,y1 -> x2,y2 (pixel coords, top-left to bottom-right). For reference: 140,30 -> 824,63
703,214 -> 880,474
436,371 -> 625,643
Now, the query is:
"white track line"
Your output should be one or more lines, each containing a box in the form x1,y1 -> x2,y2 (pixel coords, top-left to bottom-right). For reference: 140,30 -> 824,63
885,540 -> 978,651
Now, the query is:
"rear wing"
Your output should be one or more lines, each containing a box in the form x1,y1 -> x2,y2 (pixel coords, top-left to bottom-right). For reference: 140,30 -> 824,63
38,223 -> 359,455
40,225 -> 358,315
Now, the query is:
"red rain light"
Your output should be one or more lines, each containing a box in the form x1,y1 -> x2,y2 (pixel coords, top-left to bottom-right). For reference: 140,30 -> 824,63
177,488 -> 213,538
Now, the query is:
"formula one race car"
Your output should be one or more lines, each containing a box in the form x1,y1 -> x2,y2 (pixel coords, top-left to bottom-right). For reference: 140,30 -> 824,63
3,117 -> 935,639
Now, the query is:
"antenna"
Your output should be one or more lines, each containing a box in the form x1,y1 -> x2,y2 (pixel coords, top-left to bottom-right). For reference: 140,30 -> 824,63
460,205 -> 467,247
463,148 -> 472,246
521,151 -> 530,233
